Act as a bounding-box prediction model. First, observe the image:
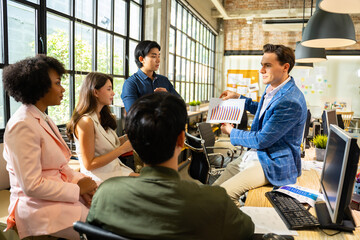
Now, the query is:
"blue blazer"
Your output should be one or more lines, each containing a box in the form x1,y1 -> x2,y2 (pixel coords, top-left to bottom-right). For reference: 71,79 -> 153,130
230,78 -> 307,186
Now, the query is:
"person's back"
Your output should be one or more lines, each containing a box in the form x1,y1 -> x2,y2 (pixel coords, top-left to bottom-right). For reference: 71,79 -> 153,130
87,166 -> 253,239
87,92 -> 254,239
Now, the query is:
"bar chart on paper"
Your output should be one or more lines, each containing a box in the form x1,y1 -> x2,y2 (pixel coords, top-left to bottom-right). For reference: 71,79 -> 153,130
207,98 -> 245,124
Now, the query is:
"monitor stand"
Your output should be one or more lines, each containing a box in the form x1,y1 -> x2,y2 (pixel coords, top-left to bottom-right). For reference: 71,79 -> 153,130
315,202 -> 355,232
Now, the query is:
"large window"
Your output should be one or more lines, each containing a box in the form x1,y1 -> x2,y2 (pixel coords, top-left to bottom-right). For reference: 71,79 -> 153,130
169,0 -> 216,103
0,0 -> 143,132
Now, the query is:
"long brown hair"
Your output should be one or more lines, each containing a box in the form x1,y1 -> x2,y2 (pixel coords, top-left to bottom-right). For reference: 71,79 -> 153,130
66,72 -> 117,140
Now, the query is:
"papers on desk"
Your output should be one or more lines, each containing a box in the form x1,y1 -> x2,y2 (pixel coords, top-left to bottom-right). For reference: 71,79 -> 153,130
240,207 -> 298,236
207,98 -> 245,124
301,159 -> 324,174
275,185 -> 323,208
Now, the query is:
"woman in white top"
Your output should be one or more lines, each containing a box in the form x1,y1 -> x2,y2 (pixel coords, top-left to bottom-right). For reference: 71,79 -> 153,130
67,72 -> 138,181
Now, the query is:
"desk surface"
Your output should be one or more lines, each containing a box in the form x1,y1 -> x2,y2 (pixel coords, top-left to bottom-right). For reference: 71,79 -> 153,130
245,148 -> 360,239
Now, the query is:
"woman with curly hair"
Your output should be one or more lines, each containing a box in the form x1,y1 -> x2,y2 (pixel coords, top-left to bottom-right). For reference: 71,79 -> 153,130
67,72 -> 138,182
2,55 -> 97,240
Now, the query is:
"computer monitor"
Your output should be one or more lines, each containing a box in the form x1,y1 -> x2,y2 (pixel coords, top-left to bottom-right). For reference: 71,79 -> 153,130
315,125 -> 360,231
321,110 -> 338,136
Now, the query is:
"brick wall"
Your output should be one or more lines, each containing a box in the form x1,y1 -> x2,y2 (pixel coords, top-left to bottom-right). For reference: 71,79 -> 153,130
224,0 -> 360,51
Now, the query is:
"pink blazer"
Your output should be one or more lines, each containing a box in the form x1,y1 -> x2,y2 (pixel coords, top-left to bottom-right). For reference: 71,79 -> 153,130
3,104 -> 85,239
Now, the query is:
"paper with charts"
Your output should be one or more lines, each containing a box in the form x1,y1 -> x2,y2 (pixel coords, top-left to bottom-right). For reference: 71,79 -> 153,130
207,98 -> 245,124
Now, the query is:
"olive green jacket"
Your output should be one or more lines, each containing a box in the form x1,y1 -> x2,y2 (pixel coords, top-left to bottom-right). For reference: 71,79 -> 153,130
87,166 -> 254,240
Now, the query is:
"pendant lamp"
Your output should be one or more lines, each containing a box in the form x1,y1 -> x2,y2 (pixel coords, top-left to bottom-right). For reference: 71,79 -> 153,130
294,62 -> 314,69
320,0 -> 360,14
301,0 -> 356,48
296,40 -> 327,63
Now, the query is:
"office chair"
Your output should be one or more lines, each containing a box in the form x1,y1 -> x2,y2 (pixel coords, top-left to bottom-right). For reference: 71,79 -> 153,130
339,111 -> 354,131
73,221 -> 132,240
184,132 -> 235,185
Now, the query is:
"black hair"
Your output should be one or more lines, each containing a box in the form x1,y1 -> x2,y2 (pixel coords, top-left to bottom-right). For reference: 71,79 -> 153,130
125,92 -> 187,165
263,44 -> 295,73
2,54 -> 66,104
134,40 -> 161,68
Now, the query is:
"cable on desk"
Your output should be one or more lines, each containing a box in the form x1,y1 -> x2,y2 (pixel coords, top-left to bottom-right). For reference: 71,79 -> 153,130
319,228 -> 341,236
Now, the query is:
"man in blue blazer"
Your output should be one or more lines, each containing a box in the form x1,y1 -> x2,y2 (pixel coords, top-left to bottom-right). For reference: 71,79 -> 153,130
214,44 -> 307,207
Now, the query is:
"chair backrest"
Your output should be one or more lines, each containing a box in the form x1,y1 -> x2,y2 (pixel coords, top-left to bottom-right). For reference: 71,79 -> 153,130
197,122 -> 215,154
336,114 -> 345,129
340,111 -> 354,130
236,110 -> 248,130
185,132 -> 210,184
303,109 -> 311,142
73,221 -> 132,240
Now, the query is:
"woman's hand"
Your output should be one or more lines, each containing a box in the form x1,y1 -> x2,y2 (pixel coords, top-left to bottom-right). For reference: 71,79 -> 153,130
119,134 -> 128,145
119,140 -> 133,153
77,177 -> 97,195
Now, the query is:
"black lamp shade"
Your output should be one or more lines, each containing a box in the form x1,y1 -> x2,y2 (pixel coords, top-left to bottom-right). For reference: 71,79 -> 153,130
294,62 -> 314,69
295,41 -> 327,63
301,7 -> 356,48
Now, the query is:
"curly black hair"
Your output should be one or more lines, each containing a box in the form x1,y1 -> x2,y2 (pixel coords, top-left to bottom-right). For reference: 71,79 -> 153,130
2,54 -> 66,104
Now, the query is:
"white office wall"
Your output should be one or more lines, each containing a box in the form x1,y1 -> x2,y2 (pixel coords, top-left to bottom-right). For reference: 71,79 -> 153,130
224,55 -> 360,117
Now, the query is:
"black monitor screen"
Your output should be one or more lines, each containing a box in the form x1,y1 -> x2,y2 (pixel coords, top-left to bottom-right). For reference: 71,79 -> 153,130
321,131 -> 346,213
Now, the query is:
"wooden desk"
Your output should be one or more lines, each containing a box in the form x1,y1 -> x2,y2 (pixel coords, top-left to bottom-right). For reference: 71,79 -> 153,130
245,148 -> 360,239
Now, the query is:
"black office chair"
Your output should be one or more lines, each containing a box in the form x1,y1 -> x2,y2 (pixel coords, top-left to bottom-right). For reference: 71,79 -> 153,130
185,132 -> 234,185
73,221 -> 132,240
197,122 -> 243,161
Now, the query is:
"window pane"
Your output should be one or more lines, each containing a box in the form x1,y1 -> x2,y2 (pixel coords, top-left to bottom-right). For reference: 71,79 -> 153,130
175,81 -> 180,94
114,36 -> 125,75
176,30 -> 181,56
98,0 -> 112,30
0,8 -> 3,63
186,82 -> 190,102
169,28 -> 175,54
76,0 -> 93,23
132,0 -> 142,4
129,2 -> 141,40
170,0 -> 176,26
74,74 -> 86,107
168,53 -> 174,80
187,15 -> 192,35
0,70 -> 4,128
176,56 -> 181,81
182,10 -> 187,33
190,81 -> 194,102
192,17 -> 196,38
114,0 -> 126,35
47,0 -> 70,15
48,75 -> 70,124
181,33 -> 186,57
10,97 -> 21,117
97,30 -> 111,73
75,23 -> 93,72
47,13 -> 71,69
25,0 -> 39,3
8,1 -> 35,64
113,77 -> 124,106
181,82 -> 185,101
129,40 -> 138,75
176,3 -> 182,29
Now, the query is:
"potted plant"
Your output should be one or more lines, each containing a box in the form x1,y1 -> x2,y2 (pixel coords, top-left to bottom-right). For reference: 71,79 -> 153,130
196,101 -> 201,111
311,134 -> 328,161
189,101 -> 197,112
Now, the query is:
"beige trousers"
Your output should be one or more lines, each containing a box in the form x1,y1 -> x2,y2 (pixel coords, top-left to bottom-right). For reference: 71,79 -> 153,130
213,152 -> 269,207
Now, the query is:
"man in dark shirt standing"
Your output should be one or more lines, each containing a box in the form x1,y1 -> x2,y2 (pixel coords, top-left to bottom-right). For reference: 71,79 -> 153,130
87,92 -> 254,240
121,40 -> 180,112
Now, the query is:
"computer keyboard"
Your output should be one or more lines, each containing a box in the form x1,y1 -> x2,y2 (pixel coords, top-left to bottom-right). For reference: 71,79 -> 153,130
265,191 -> 320,230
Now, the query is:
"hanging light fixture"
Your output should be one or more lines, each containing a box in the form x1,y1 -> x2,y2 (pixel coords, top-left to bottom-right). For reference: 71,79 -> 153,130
301,0 -> 356,48
295,41 -> 327,63
296,0 -> 327,63
294,62 -> 314,69
320,0 -> 360,14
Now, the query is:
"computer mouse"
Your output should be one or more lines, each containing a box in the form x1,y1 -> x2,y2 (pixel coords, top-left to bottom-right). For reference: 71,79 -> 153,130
262,233 -> 287,240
